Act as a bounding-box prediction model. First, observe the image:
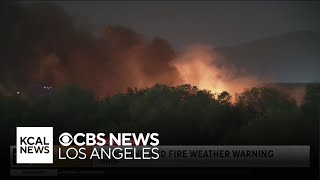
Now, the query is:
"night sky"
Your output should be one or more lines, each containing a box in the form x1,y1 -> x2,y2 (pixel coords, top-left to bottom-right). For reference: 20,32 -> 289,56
54,1 -> 320,49
7,1 -> 319,84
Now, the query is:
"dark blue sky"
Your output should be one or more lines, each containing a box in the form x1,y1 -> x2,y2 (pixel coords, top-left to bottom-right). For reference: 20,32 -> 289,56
55,1 -> 320,49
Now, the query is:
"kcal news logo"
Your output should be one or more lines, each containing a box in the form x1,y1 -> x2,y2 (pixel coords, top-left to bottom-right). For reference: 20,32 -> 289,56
16,127 -> 160,163
16,127 -> 53,164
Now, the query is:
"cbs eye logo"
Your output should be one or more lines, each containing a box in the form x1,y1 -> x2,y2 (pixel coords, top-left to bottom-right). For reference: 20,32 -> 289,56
59,133 -> 73,146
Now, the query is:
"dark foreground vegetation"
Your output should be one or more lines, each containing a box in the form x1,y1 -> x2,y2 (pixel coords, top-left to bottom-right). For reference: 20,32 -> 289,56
1,83 -> 319,145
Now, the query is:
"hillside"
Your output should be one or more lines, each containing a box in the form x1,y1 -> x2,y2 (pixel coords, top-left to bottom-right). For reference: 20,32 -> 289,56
217,31 -> 320,83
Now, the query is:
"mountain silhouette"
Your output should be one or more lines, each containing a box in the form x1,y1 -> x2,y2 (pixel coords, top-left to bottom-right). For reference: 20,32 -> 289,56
217,31 -> 320,83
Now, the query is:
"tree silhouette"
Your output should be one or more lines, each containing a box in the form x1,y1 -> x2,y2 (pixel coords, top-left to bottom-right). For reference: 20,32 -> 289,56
1,83 -> 318,146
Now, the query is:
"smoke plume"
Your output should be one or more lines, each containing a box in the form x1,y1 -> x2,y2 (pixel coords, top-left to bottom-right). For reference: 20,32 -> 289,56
0,2 -> 304,102
1,3 -> 182,98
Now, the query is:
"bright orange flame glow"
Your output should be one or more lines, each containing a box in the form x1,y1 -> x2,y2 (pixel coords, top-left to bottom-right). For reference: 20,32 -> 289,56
172,45 -> 260,96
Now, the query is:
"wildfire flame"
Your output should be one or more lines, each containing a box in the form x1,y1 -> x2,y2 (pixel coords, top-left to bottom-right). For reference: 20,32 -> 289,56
172,45 -> 261,96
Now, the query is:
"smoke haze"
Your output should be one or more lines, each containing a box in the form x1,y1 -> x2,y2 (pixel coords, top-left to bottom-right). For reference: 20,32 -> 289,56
0,2 -> 305,102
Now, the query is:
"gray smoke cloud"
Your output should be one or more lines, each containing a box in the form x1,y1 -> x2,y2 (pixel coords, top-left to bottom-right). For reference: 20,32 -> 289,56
0,2 -> 182,98
0,2 -> 306,103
